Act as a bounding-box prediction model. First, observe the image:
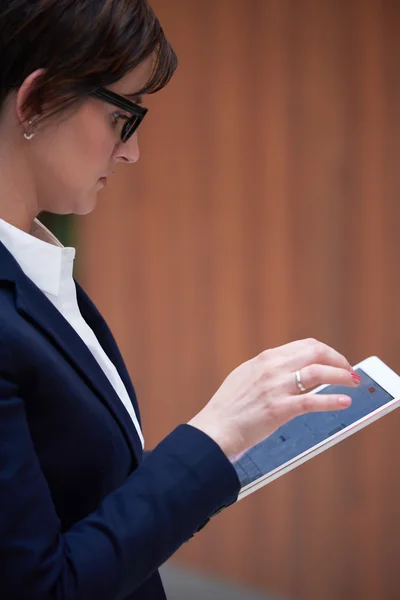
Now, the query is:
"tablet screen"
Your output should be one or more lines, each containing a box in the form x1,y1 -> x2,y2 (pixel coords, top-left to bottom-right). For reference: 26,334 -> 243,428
234,369 -> 394,489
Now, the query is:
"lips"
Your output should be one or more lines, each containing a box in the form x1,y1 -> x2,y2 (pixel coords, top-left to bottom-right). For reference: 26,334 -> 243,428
99,170 -> 114,186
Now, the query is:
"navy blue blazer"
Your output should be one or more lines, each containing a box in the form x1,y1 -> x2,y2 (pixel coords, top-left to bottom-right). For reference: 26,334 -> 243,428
0,241 -> 240,600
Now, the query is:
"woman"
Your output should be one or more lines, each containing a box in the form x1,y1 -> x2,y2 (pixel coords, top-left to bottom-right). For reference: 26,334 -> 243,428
0,1 -> 361,599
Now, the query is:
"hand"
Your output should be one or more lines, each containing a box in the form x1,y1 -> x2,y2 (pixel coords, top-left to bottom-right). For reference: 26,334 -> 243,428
188,338 -> 359,457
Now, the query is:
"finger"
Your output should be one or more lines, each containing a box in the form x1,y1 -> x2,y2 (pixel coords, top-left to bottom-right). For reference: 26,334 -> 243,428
289,365 -> 361,395
278,338 -> 352,372
277,393 -> 352,422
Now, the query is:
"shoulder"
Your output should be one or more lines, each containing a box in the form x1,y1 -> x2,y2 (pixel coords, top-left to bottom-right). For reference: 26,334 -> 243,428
0,282 -> 26,338
0,288 -> 20,387
0,282 -> 21,339
0,283 -> 40,382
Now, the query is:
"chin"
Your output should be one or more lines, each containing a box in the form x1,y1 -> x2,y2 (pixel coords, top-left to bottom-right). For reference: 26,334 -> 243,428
72,191 -> 99,216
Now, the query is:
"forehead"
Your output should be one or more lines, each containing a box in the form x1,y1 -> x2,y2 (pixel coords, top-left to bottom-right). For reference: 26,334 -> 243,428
110,56 -> 153,98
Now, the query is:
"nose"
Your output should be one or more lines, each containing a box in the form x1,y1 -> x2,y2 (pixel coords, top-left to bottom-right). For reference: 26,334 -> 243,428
113,132 -> 140,164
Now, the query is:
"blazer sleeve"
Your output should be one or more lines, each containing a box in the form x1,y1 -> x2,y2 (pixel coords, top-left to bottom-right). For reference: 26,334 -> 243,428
0,338 -> 240,600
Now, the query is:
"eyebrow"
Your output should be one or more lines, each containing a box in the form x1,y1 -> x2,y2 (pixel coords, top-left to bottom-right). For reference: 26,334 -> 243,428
123,93 -> 144,103
122,92 -> 140,100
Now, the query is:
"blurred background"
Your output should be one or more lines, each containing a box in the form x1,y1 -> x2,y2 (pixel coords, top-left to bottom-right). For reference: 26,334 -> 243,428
45,0 -> 400,598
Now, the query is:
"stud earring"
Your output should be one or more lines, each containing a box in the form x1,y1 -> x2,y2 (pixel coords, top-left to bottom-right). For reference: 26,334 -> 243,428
24,119 -> 37,140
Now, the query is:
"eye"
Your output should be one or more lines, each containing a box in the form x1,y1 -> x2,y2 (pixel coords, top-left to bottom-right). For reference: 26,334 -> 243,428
111,111 -> 129,126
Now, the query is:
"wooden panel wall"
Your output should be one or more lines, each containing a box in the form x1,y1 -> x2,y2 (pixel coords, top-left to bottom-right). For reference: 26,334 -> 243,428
77,1 -> 400,598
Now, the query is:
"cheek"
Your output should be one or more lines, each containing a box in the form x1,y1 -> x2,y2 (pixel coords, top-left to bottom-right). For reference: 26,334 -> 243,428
71,116 -> 114,176
33,105 -> 116,198
55,105 -> 115,180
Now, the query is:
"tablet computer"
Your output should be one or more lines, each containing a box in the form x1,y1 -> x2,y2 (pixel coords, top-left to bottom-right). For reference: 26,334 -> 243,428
234,356 -> 400,501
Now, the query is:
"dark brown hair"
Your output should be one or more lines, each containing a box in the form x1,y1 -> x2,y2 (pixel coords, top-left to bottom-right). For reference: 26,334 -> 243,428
0,0 -> 177,122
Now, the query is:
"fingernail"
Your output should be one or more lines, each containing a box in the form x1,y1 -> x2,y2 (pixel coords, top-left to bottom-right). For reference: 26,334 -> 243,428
351,373 -> 361,384
339,396 -> 351,407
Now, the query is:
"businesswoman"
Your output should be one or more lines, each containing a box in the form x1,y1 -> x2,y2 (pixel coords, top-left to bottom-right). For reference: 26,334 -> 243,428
0,1 -> 361,599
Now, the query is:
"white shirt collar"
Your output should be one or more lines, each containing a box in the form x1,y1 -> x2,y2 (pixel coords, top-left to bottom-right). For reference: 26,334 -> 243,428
0,217 -> 76,297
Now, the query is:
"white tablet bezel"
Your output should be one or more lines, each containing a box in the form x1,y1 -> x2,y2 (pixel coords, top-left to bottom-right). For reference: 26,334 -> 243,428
237,356 -> 400,501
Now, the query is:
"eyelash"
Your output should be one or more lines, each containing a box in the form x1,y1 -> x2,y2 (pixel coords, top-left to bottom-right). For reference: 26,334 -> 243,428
112,111 -> 129,123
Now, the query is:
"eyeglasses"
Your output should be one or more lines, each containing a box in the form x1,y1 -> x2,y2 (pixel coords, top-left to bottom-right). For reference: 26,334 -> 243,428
89,87 -> 148,143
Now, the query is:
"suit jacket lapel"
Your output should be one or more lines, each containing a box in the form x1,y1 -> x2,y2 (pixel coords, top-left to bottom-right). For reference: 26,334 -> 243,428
0,242 -> 143,464
75,280 -> 142,427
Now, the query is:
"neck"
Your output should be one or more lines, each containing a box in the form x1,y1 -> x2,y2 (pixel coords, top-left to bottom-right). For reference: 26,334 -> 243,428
0,140 -> 38,233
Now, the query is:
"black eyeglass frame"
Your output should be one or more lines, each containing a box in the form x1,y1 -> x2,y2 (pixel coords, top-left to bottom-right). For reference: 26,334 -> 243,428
89,87 -> 148,143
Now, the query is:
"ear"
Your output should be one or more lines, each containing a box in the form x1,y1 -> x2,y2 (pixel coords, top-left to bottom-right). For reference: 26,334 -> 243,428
16,68 -> 46,127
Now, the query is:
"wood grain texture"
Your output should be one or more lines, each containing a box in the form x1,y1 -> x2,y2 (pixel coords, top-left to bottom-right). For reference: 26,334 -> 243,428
77,1 -> 400,598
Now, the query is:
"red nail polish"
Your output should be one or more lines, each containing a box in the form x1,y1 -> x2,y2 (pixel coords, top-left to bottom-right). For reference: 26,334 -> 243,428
351,373 -> 361,383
